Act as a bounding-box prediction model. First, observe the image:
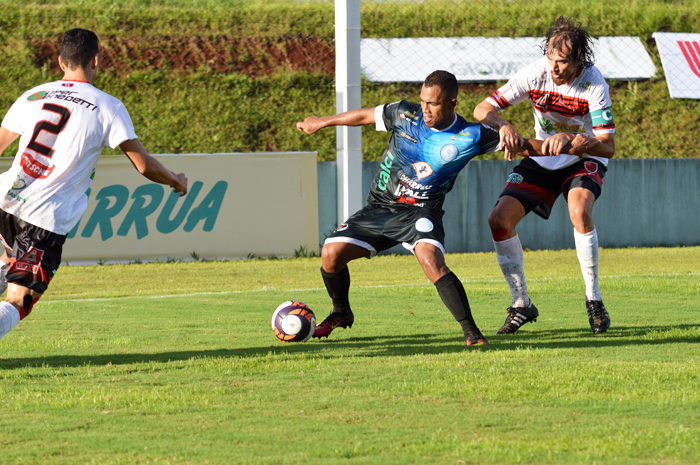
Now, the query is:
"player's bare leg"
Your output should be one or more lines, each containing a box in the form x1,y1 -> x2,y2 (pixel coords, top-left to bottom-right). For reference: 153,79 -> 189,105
488,196 -> 539,334
414,242 -> 487,346
568,187 -> 610,333
0,251 -> 10,295
0,250 -> 10,294
0,282 -> 42,340
314,242 -> 369,339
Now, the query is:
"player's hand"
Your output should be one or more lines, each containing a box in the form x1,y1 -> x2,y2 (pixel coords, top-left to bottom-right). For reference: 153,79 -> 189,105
542,133 -> 574,156
296,116 -> 325,135
172,173 -> 188,196
566,134 -> 602,157
498,124 -> 524,161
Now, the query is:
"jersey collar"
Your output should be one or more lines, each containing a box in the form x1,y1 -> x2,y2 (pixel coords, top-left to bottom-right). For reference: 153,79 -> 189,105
429,114 -> 458,132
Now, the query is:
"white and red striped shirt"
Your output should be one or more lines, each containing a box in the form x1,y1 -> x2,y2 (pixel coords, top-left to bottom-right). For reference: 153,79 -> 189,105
487,57 -> 615,170
0,80 -> 137,234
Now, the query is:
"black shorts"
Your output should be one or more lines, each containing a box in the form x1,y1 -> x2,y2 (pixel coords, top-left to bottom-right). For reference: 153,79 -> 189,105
326,203 -> 446,256
0,210 -> 66,293
499,157 -> 607,219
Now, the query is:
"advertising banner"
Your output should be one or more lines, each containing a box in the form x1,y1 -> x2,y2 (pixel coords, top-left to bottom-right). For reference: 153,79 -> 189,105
361,36 -> 656,82
0,152 -> 319,264
652,32 -> 700,99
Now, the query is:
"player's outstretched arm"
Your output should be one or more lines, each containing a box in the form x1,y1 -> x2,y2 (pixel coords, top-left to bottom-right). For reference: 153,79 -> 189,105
517,134 -> 602,157
579,133 -> 615,159
296,107 -> 376,135
473,101 -> 523,161
120,138 -> 188,196
540,133 -> 612,158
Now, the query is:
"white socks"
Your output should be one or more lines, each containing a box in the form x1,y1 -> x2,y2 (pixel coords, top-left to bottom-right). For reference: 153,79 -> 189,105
574,227 -> 602,301
493,234 -> 530,307
0,301 -> 20,340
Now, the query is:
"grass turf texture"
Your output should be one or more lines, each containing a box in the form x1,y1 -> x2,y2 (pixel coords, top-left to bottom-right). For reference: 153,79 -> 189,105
1,247 -> 699,464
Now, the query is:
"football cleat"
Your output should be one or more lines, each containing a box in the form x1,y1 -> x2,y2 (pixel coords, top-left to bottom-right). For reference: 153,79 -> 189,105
586,300 -> 610,333
495,302 -> 539,335
312,310 -> 354,339
464,326 -> 488,346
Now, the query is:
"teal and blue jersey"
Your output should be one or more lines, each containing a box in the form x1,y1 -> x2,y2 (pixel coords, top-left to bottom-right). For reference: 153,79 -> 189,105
368,100 -> 500,210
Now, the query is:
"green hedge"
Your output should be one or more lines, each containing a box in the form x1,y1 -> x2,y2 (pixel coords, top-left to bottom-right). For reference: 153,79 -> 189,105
0,0 -> 698,160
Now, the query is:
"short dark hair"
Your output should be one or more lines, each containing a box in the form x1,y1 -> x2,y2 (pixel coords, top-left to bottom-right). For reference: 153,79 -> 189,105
541,16 -> 595,66
60,28 -> 99,69
423,70 -> 458,101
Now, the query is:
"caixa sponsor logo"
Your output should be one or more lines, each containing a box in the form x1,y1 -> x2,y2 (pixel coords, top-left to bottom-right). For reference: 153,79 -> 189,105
21,153 -> 55,179
67,180 -> 228,241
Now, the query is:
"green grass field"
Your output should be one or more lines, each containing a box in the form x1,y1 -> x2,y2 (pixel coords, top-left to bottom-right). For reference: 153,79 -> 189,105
1,247 -> 699,464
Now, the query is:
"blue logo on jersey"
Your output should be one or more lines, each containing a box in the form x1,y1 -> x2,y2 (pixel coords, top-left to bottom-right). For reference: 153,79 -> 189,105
507,173 -> 524,184
440,144 -> 458,162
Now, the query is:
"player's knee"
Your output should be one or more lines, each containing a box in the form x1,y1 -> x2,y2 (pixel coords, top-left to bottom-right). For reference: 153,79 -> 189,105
5,284 -> 42,320
321,244 -> 343,273
419,255 -> 446,275
487,207 -> 506,229
417,253 -> 435,270
569,207 -> 593,231
488,209 -> 513,239
19,294 -> 39,319
4,296 -> 39,320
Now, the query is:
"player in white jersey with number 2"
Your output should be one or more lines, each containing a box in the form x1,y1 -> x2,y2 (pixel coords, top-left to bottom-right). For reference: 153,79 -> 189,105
0,29 -> 188,340
474,16 -> 616,335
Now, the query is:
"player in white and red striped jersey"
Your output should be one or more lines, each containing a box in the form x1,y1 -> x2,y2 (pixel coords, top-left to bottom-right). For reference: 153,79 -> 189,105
474,16 -> 615,335
0,29 -> 188,341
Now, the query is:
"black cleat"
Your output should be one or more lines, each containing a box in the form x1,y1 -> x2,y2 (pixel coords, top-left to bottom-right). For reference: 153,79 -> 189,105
495,302 -> 539,335
464,325 -> 488,346
586,300 -> 610,333
312,310 -> 354,339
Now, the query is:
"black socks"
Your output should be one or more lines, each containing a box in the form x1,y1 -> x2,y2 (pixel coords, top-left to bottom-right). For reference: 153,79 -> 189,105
321,266 -> 352,314
435,272 -> 476,334
321,268 -> 476,334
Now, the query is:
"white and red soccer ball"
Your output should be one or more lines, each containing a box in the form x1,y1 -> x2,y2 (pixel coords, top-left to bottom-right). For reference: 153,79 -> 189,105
271,301 -> 316,342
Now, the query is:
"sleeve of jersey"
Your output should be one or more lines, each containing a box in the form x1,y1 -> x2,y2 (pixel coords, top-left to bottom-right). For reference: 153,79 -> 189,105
378,100 -> 412,133
588,83 -> 615,134
478,124 -> 501,154
104,102 -> 139,149
1,94 -> 32,135
486,68 -> 531,110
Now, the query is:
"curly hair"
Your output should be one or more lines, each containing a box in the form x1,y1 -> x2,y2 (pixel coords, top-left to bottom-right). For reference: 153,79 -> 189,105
541,16 -> 595,67
423,70 -> 458,101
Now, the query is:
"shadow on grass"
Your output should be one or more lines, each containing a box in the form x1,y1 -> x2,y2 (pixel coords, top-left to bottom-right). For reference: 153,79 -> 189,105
1,323 -> 698,369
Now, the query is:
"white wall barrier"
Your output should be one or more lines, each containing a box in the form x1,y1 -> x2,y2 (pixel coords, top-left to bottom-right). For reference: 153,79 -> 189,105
2,155 -> 694,263
1,152 -> 319,263
319,159 -> 700,253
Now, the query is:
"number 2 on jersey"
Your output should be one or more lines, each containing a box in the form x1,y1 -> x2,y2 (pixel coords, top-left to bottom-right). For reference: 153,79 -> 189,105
27,103 -> 71,159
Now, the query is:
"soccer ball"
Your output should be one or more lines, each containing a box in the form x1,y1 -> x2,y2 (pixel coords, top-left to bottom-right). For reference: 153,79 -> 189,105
271,301 -> 316,342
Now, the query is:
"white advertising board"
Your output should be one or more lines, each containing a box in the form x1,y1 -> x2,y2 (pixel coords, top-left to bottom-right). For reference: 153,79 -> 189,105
652,32 -> 700,99
361,36 -> 656,82
0,152 -> 319,264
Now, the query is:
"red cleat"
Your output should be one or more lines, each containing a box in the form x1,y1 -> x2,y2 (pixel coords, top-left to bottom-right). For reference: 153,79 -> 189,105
313,311 -> 354,339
